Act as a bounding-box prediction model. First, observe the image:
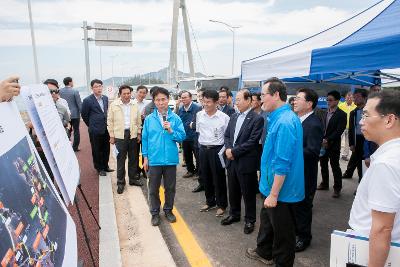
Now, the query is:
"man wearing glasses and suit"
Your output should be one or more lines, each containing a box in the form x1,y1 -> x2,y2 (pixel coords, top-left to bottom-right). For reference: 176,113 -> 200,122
81,79 -> 114,176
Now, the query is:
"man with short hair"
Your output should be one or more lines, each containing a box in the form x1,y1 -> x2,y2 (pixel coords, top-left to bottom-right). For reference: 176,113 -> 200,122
133,85 -> 150,179
343,89 -> 369,182
317,90 -> 347,198
349,90 -> 400,267
81,79 -> 113,176
143,86 -> 157,117
142,87 -> 186,226
178,91 -> 201,178
44,79 -> 71,116
218,87 -> 235,116
45,80 -> 70,131
246,78 -> 304,266
338,91 -> 356,161
293,88 -> 324,252
221,89 -> 264,235
108,85 -> 143,194
197,89 -> 230,217
60,77 -> 82,151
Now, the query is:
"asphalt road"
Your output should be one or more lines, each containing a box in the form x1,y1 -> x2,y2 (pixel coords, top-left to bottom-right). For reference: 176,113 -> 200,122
143,155 -> 359,267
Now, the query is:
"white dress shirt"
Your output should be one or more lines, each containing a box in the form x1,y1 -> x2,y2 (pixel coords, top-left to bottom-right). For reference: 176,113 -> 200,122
196,109 -> 230,146
299,111 -> 314,123
233,108 -> 251,145
349,138 -> 400,242
122,102 -> 131,129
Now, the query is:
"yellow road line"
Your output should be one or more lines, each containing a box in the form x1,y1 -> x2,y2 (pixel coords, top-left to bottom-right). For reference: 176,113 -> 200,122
159,187 -> 212,267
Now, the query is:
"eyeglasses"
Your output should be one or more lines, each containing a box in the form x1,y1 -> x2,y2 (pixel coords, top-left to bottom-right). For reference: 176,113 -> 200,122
50,90 -> 60,94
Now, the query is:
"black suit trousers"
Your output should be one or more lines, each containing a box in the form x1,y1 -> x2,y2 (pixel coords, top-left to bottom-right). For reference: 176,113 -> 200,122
227,161 -> 258,223
89,131 -> 110,172
345,134 -> 365,181
319,148 -> 342,191
256,201 -> 296,267
294,192 -> 315,242
70,118 -> 80,150
199,145 -> 227,209
182,140 -> 198,173
115,130 -> 138,186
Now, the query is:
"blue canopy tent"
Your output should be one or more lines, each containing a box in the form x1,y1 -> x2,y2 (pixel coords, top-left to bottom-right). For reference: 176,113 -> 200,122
241,0 -> 400,87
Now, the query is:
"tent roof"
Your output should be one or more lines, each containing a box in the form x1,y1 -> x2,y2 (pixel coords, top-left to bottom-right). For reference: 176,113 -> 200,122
241,0 -> 400,86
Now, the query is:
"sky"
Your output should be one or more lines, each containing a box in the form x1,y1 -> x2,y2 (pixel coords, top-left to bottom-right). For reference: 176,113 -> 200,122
0,0 -> 379,87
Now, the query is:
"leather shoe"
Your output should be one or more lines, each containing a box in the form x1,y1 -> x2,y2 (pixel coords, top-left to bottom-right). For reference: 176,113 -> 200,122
183,171 -> 195,178
221,216 -> 240,226
342,172 -> 352,179
105,167 -> 114,172
244,222 -> 255,234
192,184 -> 204,193
332,190 -> 341,198
295,239 -> 310,252
165,211 -> 176,223
317,184 -> 328,190
129,179 -> 143,186
245,248 -> 274,265
99,170 -> 107,176
117,185 -> 124,194
151,214 -> 160,226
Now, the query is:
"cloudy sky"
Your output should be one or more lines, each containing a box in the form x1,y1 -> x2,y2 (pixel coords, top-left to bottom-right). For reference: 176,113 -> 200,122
0,0 -> 378,87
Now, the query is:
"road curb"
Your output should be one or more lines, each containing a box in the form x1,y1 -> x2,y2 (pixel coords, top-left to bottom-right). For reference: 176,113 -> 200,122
99,174 -> 122,267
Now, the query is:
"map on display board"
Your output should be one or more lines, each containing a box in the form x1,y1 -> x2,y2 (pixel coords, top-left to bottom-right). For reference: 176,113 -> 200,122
0,102 -> 77,267
21,85 -> 80,204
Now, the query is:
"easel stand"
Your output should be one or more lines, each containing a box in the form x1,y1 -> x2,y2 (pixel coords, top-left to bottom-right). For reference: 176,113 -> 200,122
73,184 -> 101,267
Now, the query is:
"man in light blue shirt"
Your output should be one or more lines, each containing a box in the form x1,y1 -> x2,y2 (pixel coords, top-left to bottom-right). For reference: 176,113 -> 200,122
246,77 -> 304,266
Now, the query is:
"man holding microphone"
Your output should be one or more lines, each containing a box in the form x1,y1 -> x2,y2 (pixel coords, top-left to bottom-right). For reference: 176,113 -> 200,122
142,87 -> 186,226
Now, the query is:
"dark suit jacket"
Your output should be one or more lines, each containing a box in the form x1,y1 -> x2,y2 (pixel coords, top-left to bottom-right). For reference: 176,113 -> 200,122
348,107 -> 363,147
81,94 -> 109,135
323,108 -> 347,151
59,86 -> 82,119
302,113 -> 324,196
224,110 -> 264,173
221,105 -> 236,117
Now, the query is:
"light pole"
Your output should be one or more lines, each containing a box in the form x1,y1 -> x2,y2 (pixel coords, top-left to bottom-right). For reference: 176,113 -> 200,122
27,0 -> 40,83
209,19 -> 241,75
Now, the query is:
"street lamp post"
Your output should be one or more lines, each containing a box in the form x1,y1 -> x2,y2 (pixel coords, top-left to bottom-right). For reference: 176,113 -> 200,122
27,0 -> 40,83
209,19 -> 241,75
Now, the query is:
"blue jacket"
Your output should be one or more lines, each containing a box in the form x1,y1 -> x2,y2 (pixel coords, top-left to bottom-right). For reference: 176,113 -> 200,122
142,109 -> 186,166
259,104 -> 305,203
178,102 -> 201,141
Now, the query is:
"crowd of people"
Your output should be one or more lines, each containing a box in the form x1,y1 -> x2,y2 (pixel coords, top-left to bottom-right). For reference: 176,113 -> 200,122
1,75 -> 399,267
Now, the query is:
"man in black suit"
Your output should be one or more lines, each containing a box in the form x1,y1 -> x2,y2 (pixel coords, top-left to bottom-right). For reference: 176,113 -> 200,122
81,79 -> 113,176
317,90 -> 347,198
218,87 -> 236,116
342,89 -> 369,182
221,89 -> 264,234
293,88 -> 324,252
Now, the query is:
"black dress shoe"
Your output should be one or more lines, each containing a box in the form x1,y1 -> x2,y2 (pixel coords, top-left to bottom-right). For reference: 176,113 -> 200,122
192,184 -> 204,193
221,216 -> 240,225
317,184 -> 329,190
129,179 -> 143,186
342,172 -> 352,179
117,185 -> 124,194
105,167 -> 114,172
151,214 -> 160,226
244,222 -> 255,234
332,190 -> 341,198
99,171 -> 107,176
295,239 -> 310,252
165,211 -> 176,223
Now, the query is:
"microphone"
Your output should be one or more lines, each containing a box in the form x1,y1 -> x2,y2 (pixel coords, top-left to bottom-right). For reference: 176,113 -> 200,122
162,111 -> 168,130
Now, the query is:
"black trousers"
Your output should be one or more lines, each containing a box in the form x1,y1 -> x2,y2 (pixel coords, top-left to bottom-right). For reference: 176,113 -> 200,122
294,193 -> 315,242
320,148 -> 342,191
70,118 -> 80,150
345,134 -> 365,181
227,161 -> 258,223
194,137 -> 203,186
115,130 -> 138,186
199,145 -> 227,209
256,201 -> 296,267
182,140 -> 198,173
89,131 -> 110,172
148,165 -> 176,215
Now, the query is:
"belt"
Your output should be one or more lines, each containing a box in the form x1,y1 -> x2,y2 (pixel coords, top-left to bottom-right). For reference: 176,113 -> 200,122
200,144 -> 223,149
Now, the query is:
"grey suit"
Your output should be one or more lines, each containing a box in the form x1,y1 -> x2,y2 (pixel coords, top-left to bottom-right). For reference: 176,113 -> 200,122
60,86 -> 82,150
